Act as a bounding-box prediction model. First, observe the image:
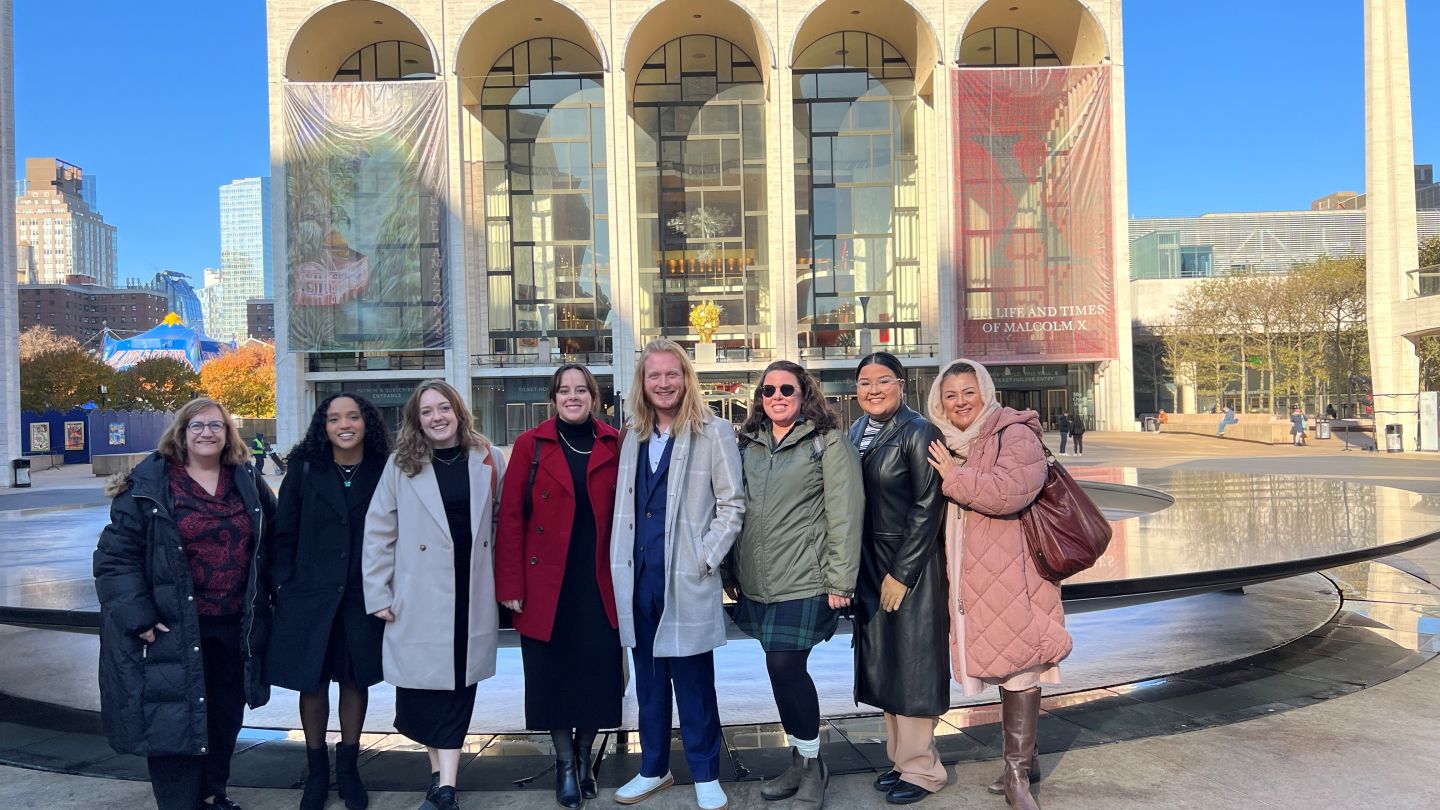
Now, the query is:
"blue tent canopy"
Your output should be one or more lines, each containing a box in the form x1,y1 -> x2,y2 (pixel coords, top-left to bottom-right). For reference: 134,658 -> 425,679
102,313 -> 235,372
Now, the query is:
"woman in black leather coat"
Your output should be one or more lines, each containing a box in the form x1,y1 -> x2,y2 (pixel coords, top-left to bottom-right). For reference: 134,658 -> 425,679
847,353 -> 950,805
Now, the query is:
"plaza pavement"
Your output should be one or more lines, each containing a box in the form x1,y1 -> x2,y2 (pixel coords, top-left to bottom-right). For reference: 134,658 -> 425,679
3,430 -> 1440,808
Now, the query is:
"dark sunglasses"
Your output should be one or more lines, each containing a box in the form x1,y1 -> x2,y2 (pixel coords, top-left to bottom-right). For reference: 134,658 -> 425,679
761,384 -> 797,399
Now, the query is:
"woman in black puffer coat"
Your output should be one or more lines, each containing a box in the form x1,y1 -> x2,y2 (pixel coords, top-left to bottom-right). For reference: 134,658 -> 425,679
94,397 -> 275,810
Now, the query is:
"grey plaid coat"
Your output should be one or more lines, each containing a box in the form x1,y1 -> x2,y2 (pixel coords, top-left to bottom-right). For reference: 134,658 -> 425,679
609,414 -> 745,658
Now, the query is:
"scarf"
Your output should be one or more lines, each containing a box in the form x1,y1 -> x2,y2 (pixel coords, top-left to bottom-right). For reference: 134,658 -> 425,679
926,358 -> 999,461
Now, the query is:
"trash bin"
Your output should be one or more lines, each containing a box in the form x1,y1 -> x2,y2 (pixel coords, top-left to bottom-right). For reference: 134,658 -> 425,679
1385,423 -> 1404,453
11,459 -> 31,488
1316,420 -> 1331,440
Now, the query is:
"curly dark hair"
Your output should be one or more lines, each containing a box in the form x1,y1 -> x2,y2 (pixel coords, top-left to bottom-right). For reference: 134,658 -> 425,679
740,360 -> 840,436
287,392 -> 393,466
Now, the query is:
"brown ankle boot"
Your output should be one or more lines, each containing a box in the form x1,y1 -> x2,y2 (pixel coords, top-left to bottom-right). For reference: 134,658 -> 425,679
986,754 -> 1038,795
1000,687 -> 1041,809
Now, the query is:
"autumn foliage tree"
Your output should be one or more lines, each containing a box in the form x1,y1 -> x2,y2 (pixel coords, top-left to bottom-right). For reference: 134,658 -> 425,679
19,326 -> 117,412
201,343 -> 277,417
111,357 -> 202,412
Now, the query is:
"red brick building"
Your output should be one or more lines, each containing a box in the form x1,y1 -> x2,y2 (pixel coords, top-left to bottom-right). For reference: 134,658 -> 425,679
18,280 -> 169,343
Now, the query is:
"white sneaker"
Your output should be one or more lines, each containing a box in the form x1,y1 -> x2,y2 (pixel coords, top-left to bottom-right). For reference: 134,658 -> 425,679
695,780 -> 729,810
615,771 -> 674,805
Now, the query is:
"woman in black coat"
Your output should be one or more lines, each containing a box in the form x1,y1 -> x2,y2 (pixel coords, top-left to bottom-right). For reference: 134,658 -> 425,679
94,397 -> 275,810
847,353 -> 950,805
267,393 -> 391,810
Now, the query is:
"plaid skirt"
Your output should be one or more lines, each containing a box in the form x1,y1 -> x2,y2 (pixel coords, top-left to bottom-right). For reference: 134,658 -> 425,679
733,593 -> 839,652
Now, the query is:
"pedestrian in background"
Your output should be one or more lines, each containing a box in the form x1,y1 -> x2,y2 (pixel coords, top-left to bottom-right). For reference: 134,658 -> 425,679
1067,414 -> 1086,457
1055,411 -> 1071,456
252,432 -> 268,474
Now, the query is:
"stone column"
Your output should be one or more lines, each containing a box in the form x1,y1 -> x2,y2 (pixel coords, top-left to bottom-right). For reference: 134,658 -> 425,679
0,0 -> 20,486
1364,0 -> 1421,445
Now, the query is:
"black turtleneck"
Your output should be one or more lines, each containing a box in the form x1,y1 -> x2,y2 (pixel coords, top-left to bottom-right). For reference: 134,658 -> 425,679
556,417 -> 595,485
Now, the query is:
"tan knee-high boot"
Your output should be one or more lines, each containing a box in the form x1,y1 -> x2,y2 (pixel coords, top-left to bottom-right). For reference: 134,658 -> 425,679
1000,687 -> 1041,809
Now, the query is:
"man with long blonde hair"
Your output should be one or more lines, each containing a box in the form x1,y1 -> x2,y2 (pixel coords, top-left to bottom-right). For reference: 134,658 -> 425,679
610,340 -> 744,810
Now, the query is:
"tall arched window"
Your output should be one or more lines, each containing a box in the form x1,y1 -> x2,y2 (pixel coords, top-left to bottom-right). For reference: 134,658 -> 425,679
794,31 -> 920,355
463,38 -> 610,359
632,35 -> 769,357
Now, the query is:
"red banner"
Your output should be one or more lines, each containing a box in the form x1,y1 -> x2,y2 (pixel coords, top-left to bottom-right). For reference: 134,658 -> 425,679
953,66 -> 1115,363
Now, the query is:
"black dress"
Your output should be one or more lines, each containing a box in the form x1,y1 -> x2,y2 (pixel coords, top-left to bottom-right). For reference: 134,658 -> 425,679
393,448 -> 477,749
520,418 -> 623,731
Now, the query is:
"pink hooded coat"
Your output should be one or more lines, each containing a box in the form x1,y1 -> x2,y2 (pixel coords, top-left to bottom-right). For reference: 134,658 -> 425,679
938,406 -> 1072,681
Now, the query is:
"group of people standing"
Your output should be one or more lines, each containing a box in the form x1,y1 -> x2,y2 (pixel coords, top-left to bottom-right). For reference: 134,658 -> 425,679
94,341 -> 1071,810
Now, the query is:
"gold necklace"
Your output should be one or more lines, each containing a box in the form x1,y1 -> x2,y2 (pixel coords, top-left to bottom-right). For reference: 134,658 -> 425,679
558,427 -> 594,455
432,446 -> 465,466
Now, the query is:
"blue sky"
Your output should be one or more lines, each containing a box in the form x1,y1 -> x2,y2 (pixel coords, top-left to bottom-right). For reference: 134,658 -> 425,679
12,1 -> 1438,286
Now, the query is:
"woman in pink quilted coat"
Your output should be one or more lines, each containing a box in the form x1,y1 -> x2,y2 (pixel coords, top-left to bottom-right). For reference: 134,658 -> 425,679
926,359 -> 1071,810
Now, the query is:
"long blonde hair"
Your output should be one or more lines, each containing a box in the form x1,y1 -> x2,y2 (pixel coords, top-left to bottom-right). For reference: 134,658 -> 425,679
627,339 -> 710,437
156,397 -> 251,467
392,379 -> 491,476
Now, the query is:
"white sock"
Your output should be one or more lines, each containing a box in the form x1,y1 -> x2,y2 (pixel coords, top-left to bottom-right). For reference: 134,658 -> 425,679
790,735 -> 820,759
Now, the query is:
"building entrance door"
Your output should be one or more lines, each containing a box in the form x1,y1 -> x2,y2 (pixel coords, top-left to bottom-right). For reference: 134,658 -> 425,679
996,389 -> 1070,430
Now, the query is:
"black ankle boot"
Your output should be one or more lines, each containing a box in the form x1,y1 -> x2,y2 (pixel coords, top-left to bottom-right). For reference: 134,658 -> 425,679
335,742 -> 368,809
554,749 -> 582,809
300,746 -> 329,810
575,739 -> 597,800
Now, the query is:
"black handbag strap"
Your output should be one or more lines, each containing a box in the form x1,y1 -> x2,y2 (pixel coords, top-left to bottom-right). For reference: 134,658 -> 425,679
521,444 -> 542,521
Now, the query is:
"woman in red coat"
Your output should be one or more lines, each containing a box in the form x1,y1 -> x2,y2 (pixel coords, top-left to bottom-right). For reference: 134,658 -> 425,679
495,363 -> 622,809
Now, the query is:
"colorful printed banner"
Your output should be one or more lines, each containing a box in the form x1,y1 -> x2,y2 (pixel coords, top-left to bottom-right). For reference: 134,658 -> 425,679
953,66 -> 1116,363
284,82 -> 450,351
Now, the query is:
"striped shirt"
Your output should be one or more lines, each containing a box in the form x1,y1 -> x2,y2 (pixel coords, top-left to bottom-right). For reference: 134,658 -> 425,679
857,416 -> 888,456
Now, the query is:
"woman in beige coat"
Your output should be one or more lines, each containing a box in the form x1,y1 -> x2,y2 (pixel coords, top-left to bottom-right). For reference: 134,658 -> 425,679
926,360 -> 1071,810
363,379 -> 504,810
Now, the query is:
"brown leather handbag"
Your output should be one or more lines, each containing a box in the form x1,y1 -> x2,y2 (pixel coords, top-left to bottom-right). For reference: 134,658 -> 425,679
999,429 -> 1113,581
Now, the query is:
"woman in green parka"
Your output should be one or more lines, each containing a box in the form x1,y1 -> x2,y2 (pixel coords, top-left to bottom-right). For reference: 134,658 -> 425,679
723,360 -> 864,810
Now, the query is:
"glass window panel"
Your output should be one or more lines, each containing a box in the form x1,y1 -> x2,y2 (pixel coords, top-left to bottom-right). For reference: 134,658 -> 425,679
852,187 -> 894,234
700,104 -> 739,135
818,71 -> 867,100
810,102 -> 849,133
489,276 -> 514,328
682,75 -> 718,102
853,99 -> 889,131
542,107 -> 588,139
832,135 -> 869,184
685,36 -> 717,73
811,136 -> 833,185
794,33 -> 842,70
509,109 -> 544,140
721,138 -> 742,187
813,187 -> 850,235
634,107 -> 659,163
685,139 -> 721,184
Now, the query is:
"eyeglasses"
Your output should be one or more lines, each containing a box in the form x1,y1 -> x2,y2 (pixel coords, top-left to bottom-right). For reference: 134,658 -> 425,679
856,377 -> 899,390
761,384 -> 797,399
187,421 -> 226,435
